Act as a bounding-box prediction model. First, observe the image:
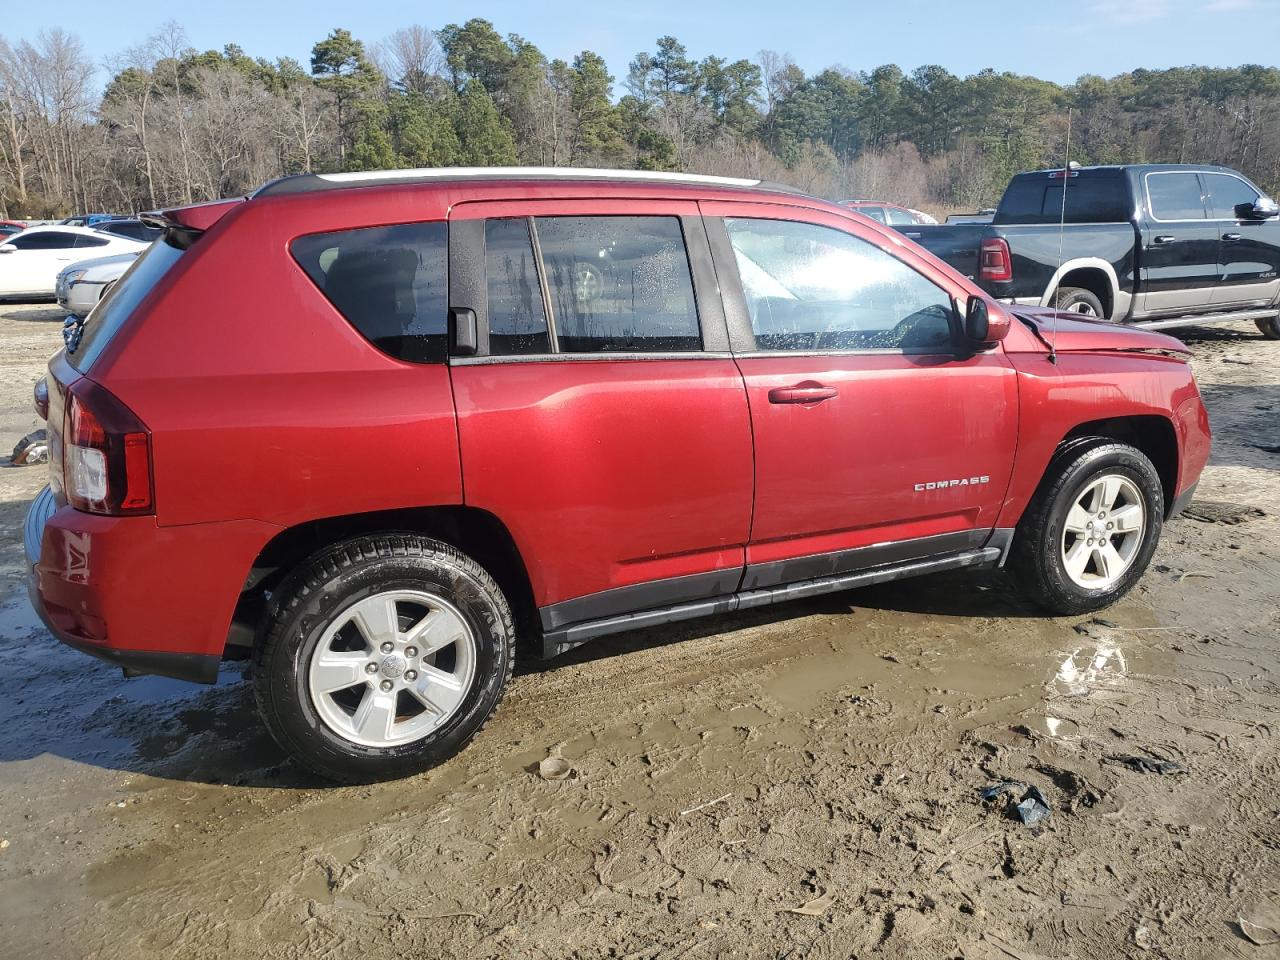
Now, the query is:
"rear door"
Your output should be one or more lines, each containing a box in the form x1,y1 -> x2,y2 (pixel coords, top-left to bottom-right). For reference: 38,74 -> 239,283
1139,170 -> 1218,315
702,200 -> 1018,588
1202,171 -> 1280,307
447,199 -> 754,630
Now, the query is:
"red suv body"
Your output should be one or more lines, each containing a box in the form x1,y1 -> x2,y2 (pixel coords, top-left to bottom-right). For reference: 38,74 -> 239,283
25,169 -> 1211,780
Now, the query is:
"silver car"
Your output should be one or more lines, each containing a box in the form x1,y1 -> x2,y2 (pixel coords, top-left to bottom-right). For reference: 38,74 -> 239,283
56,251 -> 140,317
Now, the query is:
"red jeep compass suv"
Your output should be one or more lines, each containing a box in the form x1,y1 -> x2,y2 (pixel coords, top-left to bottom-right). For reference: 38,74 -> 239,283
25,168 -> 1211,782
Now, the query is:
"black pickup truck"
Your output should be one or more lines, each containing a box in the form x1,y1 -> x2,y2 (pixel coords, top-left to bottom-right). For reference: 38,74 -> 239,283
898,164 -> 1280,339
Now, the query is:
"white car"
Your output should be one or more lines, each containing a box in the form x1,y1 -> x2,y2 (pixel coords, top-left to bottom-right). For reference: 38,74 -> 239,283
56,252 -> 140,317
0,225 -> 146,300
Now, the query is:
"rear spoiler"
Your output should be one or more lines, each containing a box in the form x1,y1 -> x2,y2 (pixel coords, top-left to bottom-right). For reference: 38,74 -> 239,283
140,197 -> 245,248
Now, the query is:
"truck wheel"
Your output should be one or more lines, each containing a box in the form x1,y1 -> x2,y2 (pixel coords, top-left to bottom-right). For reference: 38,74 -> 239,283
254,534 -> 515,783
1010,440 -> 1164,615
1052,286 -> 1106,319
1255,316 -> 1280,340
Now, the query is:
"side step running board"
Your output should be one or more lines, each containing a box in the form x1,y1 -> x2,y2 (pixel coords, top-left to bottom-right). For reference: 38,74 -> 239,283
542,547 -> 1002,658
1137,308 -> 1278,331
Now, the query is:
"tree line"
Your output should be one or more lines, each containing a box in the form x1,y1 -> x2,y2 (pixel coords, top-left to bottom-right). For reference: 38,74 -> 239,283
2,20 -> 1279,219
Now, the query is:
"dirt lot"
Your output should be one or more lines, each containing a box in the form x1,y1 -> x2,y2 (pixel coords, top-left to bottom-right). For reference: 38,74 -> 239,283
0,302 -> 1276,960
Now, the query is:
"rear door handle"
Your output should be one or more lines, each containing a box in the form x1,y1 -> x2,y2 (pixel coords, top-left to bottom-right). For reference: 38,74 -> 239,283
768,383 -> 839,404
1222,233 -> 1242,242
1153,235 -> 1177,245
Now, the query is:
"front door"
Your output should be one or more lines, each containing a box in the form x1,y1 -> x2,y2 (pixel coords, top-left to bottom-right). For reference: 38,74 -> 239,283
701,201 -> 1018,589
1138,170 -> 1219,316
447,199 -> 754,629
1202,171 -> 1280,307
0,229 -> 83,296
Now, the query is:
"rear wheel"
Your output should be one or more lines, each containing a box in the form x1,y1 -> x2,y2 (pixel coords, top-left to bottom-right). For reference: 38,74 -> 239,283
1052,286 -> 1106,319
1255,315 -> 1280,340
254,534 -> 514,783
1011,440 -> 1164,615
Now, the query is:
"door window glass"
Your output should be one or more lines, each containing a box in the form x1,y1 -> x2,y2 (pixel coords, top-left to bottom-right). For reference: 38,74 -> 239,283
725,217 -> 955,351
75,234 -> 111,248
1147,173 -> 1206,220
9,231 -> 80,250
886,207 -> 916,225
1204,173 -> 1260,220
534,216 -> 701,352
485,218 -> 550,355
291,222 -> 448,363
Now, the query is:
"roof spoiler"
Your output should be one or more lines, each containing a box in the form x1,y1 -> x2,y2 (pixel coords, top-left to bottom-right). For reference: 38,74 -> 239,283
140,197 -> 245,247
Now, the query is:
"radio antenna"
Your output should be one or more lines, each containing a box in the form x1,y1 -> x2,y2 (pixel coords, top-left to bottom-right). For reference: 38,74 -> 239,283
1050,108 -> 1073,365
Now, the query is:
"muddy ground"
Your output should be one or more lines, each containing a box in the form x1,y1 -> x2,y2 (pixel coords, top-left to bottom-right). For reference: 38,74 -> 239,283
0,302 -> 1276,960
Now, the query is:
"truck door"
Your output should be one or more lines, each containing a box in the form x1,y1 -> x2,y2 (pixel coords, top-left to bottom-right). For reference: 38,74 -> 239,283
1202,171 -> 1280,307
447,199 -> 754,630
702,200 -> 1018,589
1138,170 -> 1218,316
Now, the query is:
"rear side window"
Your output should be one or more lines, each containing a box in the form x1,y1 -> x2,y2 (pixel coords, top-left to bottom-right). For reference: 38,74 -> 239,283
292,222 -> 447,363
68,236 -> 185,371
75,234 -> 110,248
995,174 -> 1129,224
534,216 -> 701,353
484,218 -> 549,355
1146,173 -> 1206,220
886,208 -> 916,225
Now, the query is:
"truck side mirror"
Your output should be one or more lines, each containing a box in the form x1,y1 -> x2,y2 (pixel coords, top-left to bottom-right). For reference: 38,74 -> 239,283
964,296 -> 1010,345
1247,197 -> 1280,220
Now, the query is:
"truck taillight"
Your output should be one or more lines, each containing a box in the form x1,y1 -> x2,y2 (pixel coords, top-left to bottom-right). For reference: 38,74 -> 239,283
979,237 -> 1012,283
63,379 -> 153,516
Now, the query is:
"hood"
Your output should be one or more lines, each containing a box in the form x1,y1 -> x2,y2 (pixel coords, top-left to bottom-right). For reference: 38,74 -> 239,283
1011,306 -> 1190,356
59,251 -> 140,279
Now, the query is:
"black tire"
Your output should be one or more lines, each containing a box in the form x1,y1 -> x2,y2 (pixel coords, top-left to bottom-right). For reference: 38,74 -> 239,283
1052,286 -> 1106,319
254,534 -> 515,783
1010,440 -> 1164,615
1255,316 -> 1280,340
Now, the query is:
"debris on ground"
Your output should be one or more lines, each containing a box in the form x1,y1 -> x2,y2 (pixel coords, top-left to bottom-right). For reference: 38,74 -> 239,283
536,756 -> 573,781
9,429 -> 47,466
1103,755 -> 1187,776
1181,500 -> 1266,524
782,891 -> 835,917
1237,901 -> 1280,946
979,781 -> 1052,825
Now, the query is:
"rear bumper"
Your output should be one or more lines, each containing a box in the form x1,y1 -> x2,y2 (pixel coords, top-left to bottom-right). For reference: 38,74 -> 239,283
24,485 -> 278,684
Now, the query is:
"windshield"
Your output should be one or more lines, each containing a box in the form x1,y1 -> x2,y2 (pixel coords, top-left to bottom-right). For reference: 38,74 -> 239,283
67,235 -> 186,371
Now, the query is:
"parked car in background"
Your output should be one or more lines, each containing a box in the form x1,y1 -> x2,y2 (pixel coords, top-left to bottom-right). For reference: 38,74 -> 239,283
26,167 -> 1210,782
895,163 -> 1280,339
0,226 -> 147,299
840,199 -> 934,226
56,251 -> 140,317
1,219 -> 27,236
59,214 -> 120,227
96,217 -> 163,243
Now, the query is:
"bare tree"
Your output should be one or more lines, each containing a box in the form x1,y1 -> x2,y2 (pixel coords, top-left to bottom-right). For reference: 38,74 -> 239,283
378,26 -> 445,95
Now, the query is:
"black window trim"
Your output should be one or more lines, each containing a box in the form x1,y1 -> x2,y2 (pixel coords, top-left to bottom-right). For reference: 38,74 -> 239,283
703,214 -> 965,357
448,210 -> 729,361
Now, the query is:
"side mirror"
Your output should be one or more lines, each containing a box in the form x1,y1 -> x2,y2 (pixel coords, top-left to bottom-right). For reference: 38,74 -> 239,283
1249,197 -> 1280,220
965,296 -> 1009,344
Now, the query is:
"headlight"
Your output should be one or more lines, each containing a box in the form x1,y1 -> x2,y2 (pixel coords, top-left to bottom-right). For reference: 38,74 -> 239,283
63,269 -> 88,285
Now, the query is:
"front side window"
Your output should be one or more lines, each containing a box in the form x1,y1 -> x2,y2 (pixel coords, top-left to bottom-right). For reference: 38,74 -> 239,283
292,222 -> 447,363
485,218 -> 549,355
1147,173 -> 1206,220
534,216 -> 701,353
725,217 -> 955,351
1204,173 -> 1260,220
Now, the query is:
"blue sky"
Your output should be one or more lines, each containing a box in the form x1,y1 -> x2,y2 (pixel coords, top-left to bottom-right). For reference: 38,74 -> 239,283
6,0 -> 1279,89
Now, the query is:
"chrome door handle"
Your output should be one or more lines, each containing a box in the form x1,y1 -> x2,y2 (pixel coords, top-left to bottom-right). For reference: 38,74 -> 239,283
1153,235 -> 1177,245
1222,233 -> 1242,242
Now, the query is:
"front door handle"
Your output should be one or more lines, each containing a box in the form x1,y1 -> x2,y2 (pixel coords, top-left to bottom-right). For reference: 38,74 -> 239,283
1153,235 -> 1177,245
1222,232 -> 1242,242
768,382 -> 839,404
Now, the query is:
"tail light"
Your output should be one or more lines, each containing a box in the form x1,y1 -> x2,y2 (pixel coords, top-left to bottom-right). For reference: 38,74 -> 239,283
979,237 -> 1013,283
63,379 -> 153,516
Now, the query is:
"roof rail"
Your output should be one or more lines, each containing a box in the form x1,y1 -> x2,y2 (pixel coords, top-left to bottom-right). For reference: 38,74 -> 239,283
253,166 -> 806,198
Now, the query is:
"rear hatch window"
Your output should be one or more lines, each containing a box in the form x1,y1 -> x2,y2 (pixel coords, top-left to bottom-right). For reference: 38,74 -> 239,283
995,172 -> 1130,225
66,236 -> 186,371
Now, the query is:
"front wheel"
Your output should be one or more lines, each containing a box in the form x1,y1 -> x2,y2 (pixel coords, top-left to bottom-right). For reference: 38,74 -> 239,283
254,534 -> 515,783
1010,441 -> 1164,615
1255,315 -> 1280,340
